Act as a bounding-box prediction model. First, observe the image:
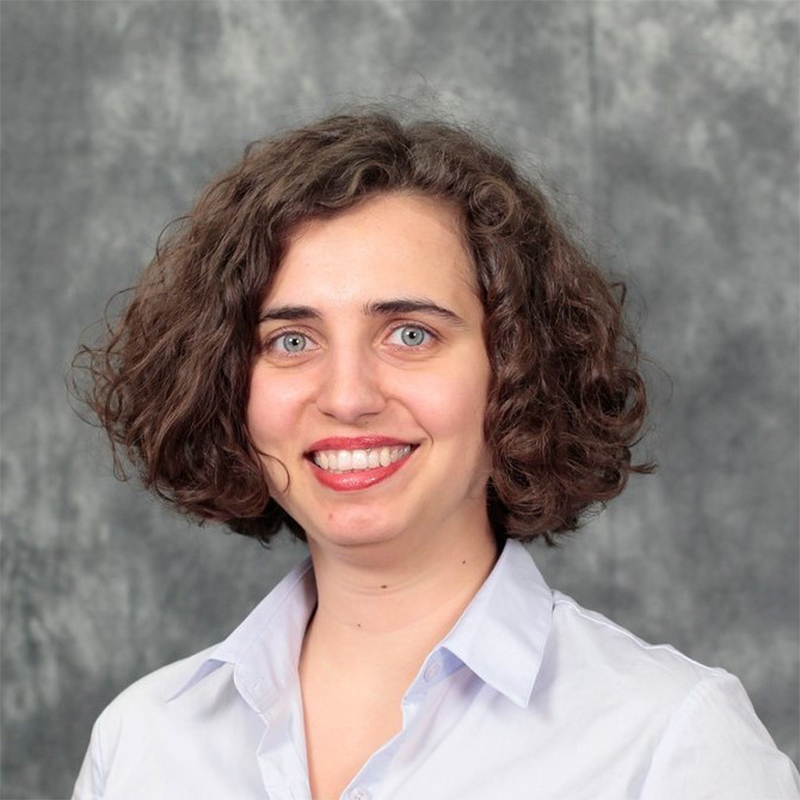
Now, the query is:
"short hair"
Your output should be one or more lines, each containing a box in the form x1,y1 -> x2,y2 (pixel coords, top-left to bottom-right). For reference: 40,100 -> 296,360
73,108 -> 652,546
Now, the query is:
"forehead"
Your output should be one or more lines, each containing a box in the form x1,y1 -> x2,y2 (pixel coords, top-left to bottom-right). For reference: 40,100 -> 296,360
266,193 -> 478,308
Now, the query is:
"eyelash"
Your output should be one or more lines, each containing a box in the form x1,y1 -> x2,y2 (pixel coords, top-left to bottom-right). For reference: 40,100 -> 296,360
263,322 -> 440,357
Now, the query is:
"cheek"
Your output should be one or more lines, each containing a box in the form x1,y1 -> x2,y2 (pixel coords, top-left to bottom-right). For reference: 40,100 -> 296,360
246,367 -> 307,451
407,361 -> 489,445
246,371 -> 307,496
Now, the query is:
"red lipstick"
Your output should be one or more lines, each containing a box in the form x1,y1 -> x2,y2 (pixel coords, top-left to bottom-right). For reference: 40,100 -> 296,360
305,436 -> 414,454
308,446 -> 416,492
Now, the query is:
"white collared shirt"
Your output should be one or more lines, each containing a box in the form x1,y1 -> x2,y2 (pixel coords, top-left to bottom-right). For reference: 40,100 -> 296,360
73,540 -> 800,800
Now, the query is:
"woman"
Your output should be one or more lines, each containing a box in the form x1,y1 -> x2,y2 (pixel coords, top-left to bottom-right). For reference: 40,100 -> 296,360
73,111 -> 799,799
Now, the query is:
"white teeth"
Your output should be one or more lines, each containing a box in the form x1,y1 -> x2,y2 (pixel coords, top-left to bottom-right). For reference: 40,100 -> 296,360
311,445 -> 412,473
337,450 -> 352,471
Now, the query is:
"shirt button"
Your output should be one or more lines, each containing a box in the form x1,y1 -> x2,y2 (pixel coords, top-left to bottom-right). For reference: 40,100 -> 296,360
424,660 -> 441,682
349,788 -> 370,800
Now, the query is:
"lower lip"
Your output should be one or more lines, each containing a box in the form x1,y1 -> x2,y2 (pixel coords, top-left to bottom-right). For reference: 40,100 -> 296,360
308,449 -> 416,492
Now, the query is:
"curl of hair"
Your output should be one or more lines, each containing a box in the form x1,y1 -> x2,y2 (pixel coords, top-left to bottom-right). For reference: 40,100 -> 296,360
72,108 -> 653,546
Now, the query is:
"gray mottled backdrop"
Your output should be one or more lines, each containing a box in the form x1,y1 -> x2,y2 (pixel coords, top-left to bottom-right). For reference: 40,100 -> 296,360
2,2 -> 798,798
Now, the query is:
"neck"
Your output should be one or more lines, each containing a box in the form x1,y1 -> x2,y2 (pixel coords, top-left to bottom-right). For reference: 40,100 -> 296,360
301,520 -> 499,681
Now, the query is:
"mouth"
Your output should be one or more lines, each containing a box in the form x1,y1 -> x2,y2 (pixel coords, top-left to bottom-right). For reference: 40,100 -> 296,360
305,444 -> 417,473
304,443 -> 420,492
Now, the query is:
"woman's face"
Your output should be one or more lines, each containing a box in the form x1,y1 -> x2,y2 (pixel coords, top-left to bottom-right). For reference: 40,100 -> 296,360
247,192 -> 492,552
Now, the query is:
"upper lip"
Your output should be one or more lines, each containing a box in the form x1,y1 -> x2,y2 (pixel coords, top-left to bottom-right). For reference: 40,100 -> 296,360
305,436 -> 417,455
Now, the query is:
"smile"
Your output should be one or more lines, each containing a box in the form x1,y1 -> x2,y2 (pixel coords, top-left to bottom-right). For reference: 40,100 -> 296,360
306,444 -> 418,492
310,445 -> 412,473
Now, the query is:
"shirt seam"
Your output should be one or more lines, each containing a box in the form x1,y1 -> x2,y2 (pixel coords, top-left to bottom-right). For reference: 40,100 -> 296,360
552,593 -> 726,676
638,673 -> 732,796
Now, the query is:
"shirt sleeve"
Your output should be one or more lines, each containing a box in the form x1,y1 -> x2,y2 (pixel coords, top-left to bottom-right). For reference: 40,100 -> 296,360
71,713 -> 106,800
640,671 -> 800,800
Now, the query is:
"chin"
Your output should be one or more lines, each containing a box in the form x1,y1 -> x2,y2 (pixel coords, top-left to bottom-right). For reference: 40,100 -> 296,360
306,508 -> 407,549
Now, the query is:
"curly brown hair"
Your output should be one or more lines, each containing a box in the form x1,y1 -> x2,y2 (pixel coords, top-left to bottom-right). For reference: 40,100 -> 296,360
73,108 -> 652,546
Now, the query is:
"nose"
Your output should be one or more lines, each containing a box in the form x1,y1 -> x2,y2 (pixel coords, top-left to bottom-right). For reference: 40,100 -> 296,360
314,345 -> 387,423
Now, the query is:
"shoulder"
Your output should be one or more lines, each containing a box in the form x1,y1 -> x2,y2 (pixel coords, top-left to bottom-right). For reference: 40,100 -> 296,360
100,643 -> 220,719
540,592 -> 800,797
89,643 -> 227,764
538,589 -> 734,740
549,589 -> 721,694
73,645 -> 224,799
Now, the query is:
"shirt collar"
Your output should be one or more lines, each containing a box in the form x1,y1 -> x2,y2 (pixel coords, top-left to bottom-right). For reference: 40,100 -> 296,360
167,538 -> 553,710
166,556 -> 316,705
439,539 -> 553,708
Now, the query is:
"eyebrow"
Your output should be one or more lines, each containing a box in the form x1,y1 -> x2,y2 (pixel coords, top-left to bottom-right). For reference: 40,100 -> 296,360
258,298 -> 469,328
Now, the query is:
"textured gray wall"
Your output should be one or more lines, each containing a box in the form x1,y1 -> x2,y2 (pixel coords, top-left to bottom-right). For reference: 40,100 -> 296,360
2,2 -> 797,798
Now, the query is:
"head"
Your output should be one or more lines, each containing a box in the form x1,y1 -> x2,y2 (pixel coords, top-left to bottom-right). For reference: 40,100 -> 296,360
75,109 -> 651,546
246,191 -> 494,556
